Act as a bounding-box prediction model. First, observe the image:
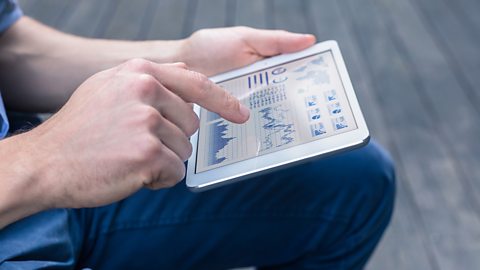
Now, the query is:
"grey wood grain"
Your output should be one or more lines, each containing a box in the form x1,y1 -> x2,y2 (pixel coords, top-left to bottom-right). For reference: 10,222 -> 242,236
16,0 -> 35,13
59,0 -> 112,37
189,0 -> 228,33
379,0 -> 480,221
307,1 -> 433,269
101,0 -> 151,40
234,0 -> 268,29
18,0 -> 72,27
412,0 -> 480,111
267,0 -> 309,32
341,0 -> 480,269
146,0 -> 190,40
448,0 -> 480,37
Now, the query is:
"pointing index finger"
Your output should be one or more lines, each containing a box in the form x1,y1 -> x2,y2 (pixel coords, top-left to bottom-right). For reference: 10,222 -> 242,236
150,63 -> 250,124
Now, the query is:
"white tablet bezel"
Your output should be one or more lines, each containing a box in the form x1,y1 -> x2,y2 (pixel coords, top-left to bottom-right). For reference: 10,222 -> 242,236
186,40 -> 369,191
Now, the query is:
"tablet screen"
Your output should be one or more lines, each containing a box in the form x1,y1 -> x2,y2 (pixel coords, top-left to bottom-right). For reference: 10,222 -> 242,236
195,50 -> 358,173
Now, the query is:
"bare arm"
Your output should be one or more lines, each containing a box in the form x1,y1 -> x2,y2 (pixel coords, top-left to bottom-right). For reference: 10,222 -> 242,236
0,17 -> 185,112
0,16 -> 315,228
0,17 -> 315,112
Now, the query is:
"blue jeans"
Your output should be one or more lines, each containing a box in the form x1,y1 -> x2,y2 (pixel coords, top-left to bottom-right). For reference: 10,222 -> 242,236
0,141 -> 395,270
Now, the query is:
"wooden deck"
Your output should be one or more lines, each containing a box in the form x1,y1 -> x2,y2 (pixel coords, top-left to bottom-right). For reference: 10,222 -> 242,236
17,0 -> 480,269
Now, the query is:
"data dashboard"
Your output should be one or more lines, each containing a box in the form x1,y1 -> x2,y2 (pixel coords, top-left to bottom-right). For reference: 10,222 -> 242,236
195,50 -> 358,173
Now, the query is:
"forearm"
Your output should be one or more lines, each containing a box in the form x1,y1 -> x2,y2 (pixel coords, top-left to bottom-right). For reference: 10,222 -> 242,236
0,17 -> 185,112
0,132 -> 52,228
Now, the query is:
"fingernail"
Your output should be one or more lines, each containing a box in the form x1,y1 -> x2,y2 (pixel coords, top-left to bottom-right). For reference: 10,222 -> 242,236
239,103 -> 250,120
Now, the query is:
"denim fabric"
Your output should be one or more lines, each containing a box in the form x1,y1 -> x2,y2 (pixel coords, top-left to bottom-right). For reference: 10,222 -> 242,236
0,141 -> 395,270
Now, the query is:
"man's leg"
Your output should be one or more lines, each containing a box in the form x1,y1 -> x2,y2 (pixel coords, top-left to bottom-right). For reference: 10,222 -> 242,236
77,141 -> 395,269
0,141 -> 395,270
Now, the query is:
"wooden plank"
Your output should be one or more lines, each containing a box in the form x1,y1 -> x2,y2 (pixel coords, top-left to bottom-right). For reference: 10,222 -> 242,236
306,1 -> 434,269
91,0 -> 123,38
412,0 -> 480,110
146,0 -> 190,40
268,0 -> 310,33
60,0 -> 112,37
101,0 -> 151,40
134,0 -> 161,40
379,0 -> 480,220
234,0 -> 268,29
442,0 -> 480,42
224,0 -> 236,27
190,0 -> 228,33
340,0 -> 480,269
16,0 -> 70,27
17,0 -> 40,16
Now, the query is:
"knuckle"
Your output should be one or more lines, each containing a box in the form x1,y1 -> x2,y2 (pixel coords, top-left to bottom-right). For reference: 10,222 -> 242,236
134,135 -> 163,165
142,135 -> 163,160
123,58 -> 151,72
185,113 -> 200,137
133,74 -> 158,98
140,106 -> 162,129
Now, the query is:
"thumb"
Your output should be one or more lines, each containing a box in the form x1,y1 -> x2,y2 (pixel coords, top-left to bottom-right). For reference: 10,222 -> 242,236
239,27 -> 316,57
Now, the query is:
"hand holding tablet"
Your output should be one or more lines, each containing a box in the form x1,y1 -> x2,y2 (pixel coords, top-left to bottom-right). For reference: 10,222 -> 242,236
187,41 -> 369,191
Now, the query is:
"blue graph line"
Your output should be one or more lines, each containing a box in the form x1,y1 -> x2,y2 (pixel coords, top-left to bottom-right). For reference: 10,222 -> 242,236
259,106 -> 295,150
207,121 -> 235,165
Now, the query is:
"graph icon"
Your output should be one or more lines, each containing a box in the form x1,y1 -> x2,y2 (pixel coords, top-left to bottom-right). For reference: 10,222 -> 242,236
310,123 -> 327,137
206,121 -> 235,166
305,95 -> 319,107
332,116 -> 348,130
307,108 -> 322,121
248,71 -> 270,89
324,89 -> 337,101
328,102 -> 342,115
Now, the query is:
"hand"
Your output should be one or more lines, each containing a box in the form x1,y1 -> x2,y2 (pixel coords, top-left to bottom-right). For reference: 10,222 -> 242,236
22,59 -> 249,209
180,26 -> 316,76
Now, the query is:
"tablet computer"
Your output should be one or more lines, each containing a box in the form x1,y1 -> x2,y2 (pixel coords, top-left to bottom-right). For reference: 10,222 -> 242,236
186,40 -> 369,191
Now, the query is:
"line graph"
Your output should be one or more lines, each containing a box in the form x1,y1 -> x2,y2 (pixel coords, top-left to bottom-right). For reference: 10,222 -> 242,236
206,121 -> 235,166
258,105 -> 296,151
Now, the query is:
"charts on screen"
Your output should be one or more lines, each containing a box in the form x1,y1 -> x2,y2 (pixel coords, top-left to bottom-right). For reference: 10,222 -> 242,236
206,120 -> 236,166
258,105 -> 296,151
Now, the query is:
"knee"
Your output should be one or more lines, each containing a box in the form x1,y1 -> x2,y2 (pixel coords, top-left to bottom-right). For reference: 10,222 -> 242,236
304,140 -> 396,220
337,141 -> 396,224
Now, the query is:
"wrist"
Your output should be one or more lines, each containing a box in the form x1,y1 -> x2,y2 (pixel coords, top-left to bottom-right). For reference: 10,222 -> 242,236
145,39 -> 187,64
0,132 -> 54,228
